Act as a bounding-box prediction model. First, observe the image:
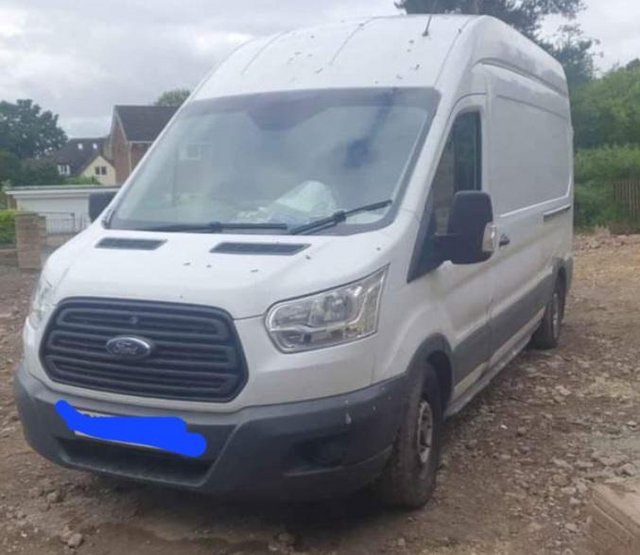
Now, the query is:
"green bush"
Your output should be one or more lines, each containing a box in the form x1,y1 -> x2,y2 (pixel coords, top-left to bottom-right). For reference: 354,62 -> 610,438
574,182 -> 616,228
64,175 -> 100,185
574,146 -> 640,230
575,145 -> 640,183
0,209 -> 17,246
572,65 -> 640,149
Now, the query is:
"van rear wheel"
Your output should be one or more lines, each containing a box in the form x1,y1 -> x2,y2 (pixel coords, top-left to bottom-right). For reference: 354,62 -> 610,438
532,278 -> 566,350
374,364 -> 443,510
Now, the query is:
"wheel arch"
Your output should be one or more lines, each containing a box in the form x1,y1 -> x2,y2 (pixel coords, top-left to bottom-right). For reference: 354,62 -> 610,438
553,256 -> 573,293
406,334 -> 455,412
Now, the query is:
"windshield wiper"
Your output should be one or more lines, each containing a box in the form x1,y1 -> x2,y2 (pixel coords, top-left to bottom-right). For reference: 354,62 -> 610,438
135,222 -> 289,233
290,200 -> 393,235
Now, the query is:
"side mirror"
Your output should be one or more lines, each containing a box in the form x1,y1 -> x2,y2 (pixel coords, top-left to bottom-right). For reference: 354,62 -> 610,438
437,191 -> 495,265
89,192 -> 116,223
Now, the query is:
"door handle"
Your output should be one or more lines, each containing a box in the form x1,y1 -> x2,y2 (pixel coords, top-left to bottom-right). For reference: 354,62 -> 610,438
499,233 -> 511,248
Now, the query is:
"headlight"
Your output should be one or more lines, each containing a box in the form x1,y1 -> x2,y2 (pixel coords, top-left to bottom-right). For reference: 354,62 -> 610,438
28,275 -> 54,329
266,268 -> 386,353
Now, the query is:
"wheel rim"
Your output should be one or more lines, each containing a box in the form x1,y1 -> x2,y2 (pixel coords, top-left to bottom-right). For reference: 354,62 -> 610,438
416,399 -> 434,465
551,291 -> 561,340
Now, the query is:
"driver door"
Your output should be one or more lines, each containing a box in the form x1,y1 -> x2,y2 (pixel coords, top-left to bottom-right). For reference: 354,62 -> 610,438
426,106 -> 494,397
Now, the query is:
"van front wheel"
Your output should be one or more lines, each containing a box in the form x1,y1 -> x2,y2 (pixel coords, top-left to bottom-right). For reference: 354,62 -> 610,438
532,278 -> 566,350
374,364 -> 443,510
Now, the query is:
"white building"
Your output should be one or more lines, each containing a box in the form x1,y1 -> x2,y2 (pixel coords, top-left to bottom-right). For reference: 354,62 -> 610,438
5,186 -> 119,235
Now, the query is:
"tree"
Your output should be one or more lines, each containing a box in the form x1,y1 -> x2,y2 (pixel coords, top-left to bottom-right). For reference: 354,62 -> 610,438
0,99 -> 67,159
541,25 -> 596,90
626,59 -> 640,71
0,150 -> 21,185
398,0 -> 585,39
12,160 -> 60,186
397,0 -> 594,89
155,89 -> 191,107
571,64 -> 640,148
0,149 -> 62,187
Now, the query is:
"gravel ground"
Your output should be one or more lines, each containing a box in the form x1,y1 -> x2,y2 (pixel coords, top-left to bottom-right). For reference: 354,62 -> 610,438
1,232 -> 639,555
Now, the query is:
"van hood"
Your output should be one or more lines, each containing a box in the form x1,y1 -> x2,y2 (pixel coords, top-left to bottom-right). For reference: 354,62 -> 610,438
46,227 -> 398,319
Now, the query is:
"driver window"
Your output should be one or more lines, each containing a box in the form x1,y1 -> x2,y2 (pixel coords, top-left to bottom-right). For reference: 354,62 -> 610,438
431,112 -> 482,234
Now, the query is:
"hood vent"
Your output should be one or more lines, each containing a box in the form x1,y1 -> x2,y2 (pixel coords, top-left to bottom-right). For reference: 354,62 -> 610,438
211,242 -> 310,256
96,238 -> 166,251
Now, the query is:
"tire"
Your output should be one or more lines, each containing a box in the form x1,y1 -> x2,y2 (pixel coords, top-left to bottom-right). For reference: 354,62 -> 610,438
531,277 -> 566,350
374,364 -> 443,510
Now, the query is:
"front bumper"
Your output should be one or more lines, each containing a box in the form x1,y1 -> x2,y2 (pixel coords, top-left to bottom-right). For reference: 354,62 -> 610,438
14,364 -> 409,500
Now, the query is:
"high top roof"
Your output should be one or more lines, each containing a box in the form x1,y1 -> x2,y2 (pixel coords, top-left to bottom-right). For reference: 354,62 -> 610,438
196,15 -> 566,99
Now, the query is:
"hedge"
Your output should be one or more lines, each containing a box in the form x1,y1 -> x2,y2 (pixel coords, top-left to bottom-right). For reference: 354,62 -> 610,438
574,146 -> 640,230
575,145 -> 640,183
0,210 -> 17,246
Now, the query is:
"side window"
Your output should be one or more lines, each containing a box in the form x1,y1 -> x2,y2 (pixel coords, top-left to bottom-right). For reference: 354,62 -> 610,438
431,112 -> 482,233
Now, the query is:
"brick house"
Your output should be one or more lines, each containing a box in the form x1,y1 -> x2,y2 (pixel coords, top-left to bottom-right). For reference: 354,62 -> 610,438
105,106 -> 178,185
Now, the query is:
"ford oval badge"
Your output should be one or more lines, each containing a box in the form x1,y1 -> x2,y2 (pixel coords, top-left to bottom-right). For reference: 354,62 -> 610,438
106,336 -> 154,360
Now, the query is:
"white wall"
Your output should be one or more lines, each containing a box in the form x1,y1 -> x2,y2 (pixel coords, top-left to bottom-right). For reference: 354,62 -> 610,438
6,186 -> 119,235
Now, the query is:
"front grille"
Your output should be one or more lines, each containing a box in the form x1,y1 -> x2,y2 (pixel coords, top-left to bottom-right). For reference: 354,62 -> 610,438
41,298 -> 247,402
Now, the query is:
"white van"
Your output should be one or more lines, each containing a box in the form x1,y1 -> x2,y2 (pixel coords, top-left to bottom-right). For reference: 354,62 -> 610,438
15,15 -> 573,508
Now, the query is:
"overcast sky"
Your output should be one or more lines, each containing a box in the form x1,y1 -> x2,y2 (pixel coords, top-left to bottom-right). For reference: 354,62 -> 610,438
0,0 -> 638,138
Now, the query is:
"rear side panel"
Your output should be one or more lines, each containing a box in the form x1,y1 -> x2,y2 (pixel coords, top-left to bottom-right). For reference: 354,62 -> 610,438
483,60 -> 572,361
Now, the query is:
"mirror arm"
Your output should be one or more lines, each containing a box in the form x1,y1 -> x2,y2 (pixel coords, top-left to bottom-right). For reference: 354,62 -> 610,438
101,208 -> 114,229
89,192 -> 117,223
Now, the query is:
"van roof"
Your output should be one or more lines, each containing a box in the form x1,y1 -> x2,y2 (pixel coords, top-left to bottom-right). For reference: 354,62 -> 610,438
195,15 -> 567,100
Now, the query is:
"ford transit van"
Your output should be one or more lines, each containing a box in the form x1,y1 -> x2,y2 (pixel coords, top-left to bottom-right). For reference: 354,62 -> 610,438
15,15 -> 573,508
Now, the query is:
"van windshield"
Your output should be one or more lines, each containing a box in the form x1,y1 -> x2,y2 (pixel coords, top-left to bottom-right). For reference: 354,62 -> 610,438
108,88 -> 438,234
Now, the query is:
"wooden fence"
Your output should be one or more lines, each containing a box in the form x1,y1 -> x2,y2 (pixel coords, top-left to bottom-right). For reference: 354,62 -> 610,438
613,180 -> 640,219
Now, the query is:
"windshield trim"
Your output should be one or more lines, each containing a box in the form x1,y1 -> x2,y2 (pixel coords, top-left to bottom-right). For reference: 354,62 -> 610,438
107,87 -> 441,236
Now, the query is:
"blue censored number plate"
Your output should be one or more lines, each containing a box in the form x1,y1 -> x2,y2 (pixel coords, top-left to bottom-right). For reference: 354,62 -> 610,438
55,400 -> 207,458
